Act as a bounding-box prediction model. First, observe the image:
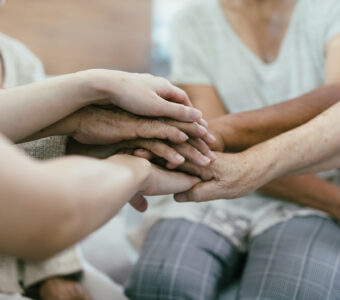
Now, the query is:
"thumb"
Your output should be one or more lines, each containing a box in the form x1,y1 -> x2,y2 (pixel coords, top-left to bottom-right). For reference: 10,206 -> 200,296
129,195 -> 148,212
174,180 -> 221,203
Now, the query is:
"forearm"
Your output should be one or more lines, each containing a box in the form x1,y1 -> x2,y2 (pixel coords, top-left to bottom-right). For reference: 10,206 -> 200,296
22,111 -> 79,143
0,135 -> 147,260
36,156 -> 148,258
212,84 -> 340,151
251,102 -> 340,183
0,70 -> 105,142
259,175 -> 340,220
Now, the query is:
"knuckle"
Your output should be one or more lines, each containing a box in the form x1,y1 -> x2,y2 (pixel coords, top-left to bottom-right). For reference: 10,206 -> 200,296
189,189 -> 201,202
178,106 -> 189,119
148,140 -> 165,152
143,139 -> 156,149
158,76 -> 169,85
168,126 -> 181,138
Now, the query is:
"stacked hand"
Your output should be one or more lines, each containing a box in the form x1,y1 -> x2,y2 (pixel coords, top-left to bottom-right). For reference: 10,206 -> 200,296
62,89 -> 267,207
38,71 -> 266,208
131,114 -> 272,203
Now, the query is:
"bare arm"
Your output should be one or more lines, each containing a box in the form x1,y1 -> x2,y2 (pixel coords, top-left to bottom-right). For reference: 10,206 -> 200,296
0,70 -> 202,143
263,101 -> 340,177
208,84 -> 340,152
179,33 -> 340,216
0,134 -> 199,261
175,101 -> 340,204
256,34 -> 340,211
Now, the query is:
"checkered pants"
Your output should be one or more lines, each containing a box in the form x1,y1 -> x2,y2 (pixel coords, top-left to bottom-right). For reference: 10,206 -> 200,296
125,216 -> 340,300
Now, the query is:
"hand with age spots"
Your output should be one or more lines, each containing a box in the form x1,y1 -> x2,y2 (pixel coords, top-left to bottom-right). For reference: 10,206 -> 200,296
172,151 -> 271,202
65,107 -> 217,169
135,150 -> 267,203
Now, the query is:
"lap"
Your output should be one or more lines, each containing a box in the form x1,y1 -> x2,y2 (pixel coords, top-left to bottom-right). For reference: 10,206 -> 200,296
125,219 -> 243,300
239,216 -> 340,300
81,260 -> 127,300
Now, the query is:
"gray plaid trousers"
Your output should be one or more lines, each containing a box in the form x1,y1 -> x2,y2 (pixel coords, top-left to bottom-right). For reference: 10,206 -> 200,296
125,217 -> 340,300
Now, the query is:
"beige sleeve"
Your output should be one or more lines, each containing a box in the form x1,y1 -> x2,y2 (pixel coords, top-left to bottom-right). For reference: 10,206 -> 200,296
24,247 -> 83,288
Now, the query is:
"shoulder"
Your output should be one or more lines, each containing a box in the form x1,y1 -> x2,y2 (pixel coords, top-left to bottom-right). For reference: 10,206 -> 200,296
298,0 -> 340,22
172,0 -> 217,33
0,33 -> 45,87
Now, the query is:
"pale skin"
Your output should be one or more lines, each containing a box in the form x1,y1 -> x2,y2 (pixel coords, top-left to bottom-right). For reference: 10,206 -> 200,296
0,69 -> 203,261
136,0 -> 340,220
0,69 -> 205,142
0,2 -> 204,299
0,6 -> 210,299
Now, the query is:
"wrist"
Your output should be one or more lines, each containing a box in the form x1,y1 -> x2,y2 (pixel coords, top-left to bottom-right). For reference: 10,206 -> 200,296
210,114 -> 251,152
107,154 -> 152,193
243,142 -> 280,188
208,120 -> 226,152
76,69 -> 128,106
73,69 -> 118,105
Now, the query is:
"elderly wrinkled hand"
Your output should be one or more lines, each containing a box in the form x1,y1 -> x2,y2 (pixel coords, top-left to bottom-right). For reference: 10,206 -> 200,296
172,151 -> 269,202
72,106 -> 214,145
67,136 -> 216,168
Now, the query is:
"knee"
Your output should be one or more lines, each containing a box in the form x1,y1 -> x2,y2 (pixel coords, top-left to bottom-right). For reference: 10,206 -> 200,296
239,274 -> 337,300
125,260 -> 214,300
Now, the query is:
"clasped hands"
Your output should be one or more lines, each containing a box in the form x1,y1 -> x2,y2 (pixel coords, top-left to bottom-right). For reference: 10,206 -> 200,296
42,71 -> 262,208
64,106 -> 264,208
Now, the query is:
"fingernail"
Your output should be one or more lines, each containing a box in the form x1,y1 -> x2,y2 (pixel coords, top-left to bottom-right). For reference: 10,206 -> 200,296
200,155 -> 211,165
179,132 -> 189,141
175,193 -> 188,202
200,118 -> 209,127
206,134 -> 217,144
198,124 -> 208,135
189,108 -> 202,121
209,151 -> 217,160
175,154 -> 185,163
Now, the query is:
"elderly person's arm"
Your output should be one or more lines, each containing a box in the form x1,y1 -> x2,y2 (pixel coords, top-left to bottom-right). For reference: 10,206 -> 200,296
172,35 -> 340,218
0,133 -> 200,261
200,35 -> 340,215
171,83 -> 340,217
174,102 -> 340,218
208,84 -> 340,152
171,89 -> 340,217
260,102 -> 340,177
24,106 -> 215,167
0,69 -> 203,143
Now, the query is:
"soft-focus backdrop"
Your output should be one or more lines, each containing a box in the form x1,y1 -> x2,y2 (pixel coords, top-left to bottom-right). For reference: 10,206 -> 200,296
0,0 -> 188,75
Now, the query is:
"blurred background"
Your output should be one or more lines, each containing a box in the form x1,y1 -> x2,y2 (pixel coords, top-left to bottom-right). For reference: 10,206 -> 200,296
0,0 -> 188,76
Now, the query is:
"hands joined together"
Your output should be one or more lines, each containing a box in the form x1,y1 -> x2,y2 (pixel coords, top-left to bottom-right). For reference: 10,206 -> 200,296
59,71 -> 260,208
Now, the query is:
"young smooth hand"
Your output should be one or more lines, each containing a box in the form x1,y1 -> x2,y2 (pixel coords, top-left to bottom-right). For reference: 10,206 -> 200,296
105,154 -> 201,212
89,70 -> 205,124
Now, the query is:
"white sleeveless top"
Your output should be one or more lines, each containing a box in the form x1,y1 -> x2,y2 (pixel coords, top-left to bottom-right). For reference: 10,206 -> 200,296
131,0 -> 340,252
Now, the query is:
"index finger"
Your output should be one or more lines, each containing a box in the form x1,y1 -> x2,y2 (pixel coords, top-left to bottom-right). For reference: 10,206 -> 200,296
154,96 -> 202,122
159,83 -> 193,107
